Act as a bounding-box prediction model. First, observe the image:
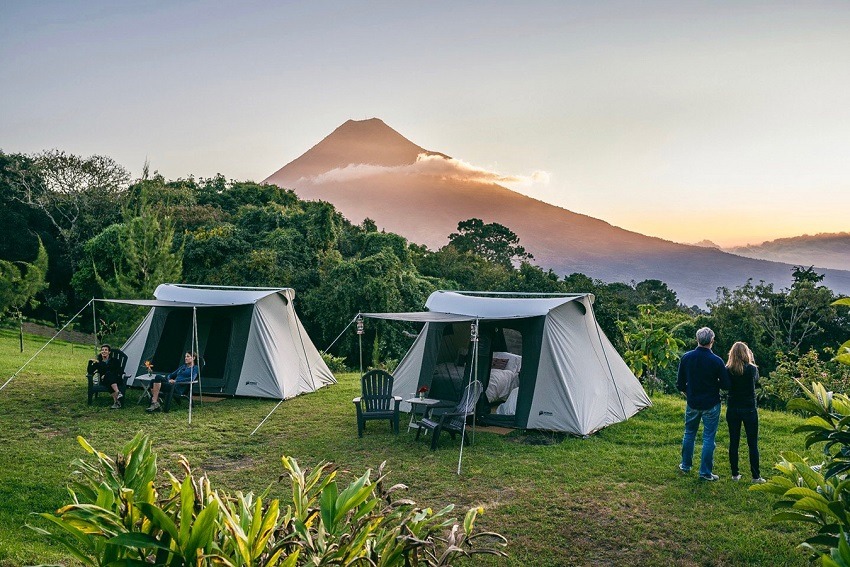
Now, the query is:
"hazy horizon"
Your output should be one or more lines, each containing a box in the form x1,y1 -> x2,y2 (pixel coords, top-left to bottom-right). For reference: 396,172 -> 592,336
2,1 -> 849,248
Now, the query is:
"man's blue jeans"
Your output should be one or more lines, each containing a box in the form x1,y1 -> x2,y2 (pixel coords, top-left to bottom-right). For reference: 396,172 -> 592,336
680,403 -> 721,477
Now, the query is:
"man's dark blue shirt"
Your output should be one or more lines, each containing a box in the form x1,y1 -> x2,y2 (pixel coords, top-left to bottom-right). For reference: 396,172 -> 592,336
676,346 -> 729,410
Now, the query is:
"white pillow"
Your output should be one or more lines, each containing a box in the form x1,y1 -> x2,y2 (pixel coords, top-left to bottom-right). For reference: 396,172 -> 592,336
492,352 -> 521,373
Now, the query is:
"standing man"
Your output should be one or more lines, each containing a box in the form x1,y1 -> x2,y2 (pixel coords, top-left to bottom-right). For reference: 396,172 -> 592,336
677,327 -> 729,481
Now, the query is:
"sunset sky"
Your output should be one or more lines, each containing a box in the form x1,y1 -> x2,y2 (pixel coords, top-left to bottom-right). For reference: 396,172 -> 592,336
2,1 -> 849,247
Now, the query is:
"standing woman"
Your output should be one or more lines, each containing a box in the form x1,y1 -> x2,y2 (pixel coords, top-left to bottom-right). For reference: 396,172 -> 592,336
725,342 -> 766,483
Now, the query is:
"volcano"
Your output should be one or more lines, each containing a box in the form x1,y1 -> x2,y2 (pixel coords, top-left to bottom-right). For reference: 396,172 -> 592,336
264,118 -> 850,306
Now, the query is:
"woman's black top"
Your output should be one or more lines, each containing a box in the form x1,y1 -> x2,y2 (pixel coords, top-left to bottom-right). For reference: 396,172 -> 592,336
727,363 -> 759,409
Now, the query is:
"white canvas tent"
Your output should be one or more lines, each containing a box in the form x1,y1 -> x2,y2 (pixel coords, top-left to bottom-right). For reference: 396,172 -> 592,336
364,291 -> 650,436
112,284 -> 335,399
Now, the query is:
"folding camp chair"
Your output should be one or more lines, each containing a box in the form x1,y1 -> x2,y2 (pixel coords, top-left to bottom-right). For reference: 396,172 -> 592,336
416,380 -> 482,450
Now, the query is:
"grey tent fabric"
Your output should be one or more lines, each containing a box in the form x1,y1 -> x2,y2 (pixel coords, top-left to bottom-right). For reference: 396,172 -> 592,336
109,284 -> 335,399
363,291 -> 650,436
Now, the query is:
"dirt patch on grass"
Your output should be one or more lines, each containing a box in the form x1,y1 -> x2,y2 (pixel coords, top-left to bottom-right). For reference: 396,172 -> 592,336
202,455 -> 255,471
508,430 -> 570,445
31,424 -> 65,439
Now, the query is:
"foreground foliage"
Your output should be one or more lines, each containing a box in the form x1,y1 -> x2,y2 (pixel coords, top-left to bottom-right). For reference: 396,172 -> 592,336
752,381 -> 850,564
32,433 -> 507,566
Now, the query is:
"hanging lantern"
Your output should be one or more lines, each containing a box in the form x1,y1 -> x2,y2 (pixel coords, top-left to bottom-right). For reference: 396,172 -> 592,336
470,321 -> 479,343
356,315 -> 364,335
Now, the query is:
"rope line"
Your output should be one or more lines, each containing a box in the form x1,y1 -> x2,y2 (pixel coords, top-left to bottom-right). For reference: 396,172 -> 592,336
0,299 -> 94,392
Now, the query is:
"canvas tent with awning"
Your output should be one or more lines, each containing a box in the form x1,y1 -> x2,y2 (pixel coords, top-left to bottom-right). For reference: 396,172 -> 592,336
363,291 -> 651,436
106,284 -> 335,399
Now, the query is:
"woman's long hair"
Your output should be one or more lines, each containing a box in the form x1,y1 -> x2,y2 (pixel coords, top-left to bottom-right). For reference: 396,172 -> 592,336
726,342 -> 755,376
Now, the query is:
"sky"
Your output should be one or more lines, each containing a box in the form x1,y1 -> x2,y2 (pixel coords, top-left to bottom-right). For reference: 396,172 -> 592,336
2,1 -> 849,248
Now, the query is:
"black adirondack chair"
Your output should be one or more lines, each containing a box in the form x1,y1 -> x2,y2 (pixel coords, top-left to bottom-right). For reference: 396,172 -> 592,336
86,349 -> 129,406
416,380 -> 482,450
353,369 -> 402,437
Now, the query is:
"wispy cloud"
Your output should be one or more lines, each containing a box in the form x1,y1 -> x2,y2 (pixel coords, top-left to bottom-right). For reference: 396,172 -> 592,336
304,153 -> 550,189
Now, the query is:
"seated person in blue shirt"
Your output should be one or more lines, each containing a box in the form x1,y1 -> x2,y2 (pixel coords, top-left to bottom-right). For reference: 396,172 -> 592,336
146,351 -> 199,412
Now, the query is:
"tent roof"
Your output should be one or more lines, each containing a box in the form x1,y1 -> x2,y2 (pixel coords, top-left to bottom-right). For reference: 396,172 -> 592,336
425,291 -> 587,318
362,291 -> 589,322
96,284 -> 294,307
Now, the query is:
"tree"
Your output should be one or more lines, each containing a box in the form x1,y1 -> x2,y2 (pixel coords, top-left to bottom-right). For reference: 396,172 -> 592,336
446,218 -> 533,268
94,202 -> 183,300
617,304 -> 688,394
833,297 -> 850,367
5,150 -> 129,270
0,238 -> 49,320
414,246 -> 511,291
0,239 -> 49,351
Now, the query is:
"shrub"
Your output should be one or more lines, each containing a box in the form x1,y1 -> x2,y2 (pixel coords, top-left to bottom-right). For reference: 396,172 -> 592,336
31,433 -> 507,566
320,351 -> 349,373
751,381 -> 850,563
761,349 -> 850,411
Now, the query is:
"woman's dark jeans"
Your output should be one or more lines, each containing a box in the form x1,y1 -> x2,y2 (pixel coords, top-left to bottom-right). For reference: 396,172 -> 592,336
726,406 -> 760,478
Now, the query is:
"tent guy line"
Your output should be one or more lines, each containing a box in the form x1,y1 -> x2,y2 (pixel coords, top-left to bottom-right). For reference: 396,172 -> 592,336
0,298 -> 96,392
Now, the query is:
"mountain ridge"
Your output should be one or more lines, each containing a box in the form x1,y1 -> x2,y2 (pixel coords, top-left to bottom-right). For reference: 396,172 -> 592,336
263,119 -> 850,306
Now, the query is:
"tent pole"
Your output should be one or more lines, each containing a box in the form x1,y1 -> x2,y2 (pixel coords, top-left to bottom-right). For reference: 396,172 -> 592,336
457,319 -> 479,475
188,306 -> 196,425
1,299 -> 94,392
91,298 -> 98,348
356,314 -> 364,376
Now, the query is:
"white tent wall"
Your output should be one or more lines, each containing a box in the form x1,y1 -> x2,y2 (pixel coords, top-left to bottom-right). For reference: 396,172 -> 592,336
392,324 -> 430,412
235,292 -> 335,399
122,308 -> 155,386
527,298 -> 650,435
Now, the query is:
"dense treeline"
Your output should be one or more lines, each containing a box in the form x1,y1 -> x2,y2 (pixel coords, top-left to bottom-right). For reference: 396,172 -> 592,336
1,150 -> 848,405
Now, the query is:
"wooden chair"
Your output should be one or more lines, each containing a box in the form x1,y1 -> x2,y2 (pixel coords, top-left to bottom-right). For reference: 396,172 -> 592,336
353,369 -> 402,437
86,349 -> 129,406
416,380 -> 482,450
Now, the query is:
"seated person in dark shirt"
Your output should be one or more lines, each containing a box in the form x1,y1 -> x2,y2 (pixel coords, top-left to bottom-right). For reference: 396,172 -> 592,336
87,344 -> 123,409
146,351 -> 199,412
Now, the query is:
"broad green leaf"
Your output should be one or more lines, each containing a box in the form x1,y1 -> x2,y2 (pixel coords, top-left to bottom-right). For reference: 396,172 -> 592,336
108,532 -> 173,551
185,498 -> 219,557
136,502 -> 179,541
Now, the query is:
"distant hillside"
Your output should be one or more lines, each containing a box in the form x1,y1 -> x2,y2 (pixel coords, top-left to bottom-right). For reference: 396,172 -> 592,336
264,119 -> 850,307
725,233 -> 850,272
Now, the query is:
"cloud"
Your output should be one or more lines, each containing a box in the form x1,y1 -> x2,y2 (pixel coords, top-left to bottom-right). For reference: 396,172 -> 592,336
303,153 -> 550,189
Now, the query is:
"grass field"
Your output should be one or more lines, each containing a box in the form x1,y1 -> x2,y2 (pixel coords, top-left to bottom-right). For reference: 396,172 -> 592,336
0,328 -> 818,566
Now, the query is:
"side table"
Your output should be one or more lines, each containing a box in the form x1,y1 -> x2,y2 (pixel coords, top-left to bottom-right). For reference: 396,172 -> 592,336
135,375 -> 157,405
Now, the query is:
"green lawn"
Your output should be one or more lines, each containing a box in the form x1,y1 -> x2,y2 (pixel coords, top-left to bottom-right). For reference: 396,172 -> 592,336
0,328 -> 816,566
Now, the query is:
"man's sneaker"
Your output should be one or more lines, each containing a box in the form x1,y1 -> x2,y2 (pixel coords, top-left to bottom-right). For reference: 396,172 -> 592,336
731,475 -> 742,481
678,464 -> 691,474
110,402 -> 121,409
699,473 -> 720,481
117,392 -> 124,400
146,401 -> 161,413
751,477 -> 767,484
